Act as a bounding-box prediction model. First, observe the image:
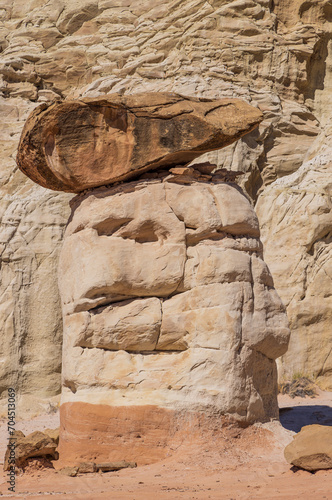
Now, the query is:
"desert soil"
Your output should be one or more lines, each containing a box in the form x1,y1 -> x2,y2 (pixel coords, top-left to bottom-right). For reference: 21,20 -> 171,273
0,391 -> 331,500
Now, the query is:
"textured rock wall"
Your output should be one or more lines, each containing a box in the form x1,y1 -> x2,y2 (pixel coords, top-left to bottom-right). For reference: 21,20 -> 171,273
0,0 -> 331,406
0,98 -> 71,405
257,125 -> 332,388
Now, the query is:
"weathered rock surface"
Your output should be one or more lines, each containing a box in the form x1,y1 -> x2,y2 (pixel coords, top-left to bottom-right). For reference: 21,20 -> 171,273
0,96 -> 71,414
284,425 -> 332,471
58,175 -> 289,464
44,428 -> 60,445
59,466 -> 78,477
4,430 -> 58,471
96,461 -> 137,472
77,462 -> 96,473
17,93 -> 263,192
256,126 -> 332,388
0,0 -> 331,406
0,164 -> 70,409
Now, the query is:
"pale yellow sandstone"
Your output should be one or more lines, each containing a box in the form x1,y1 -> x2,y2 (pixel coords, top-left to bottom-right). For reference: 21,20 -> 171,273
0,0 -> 331,406
59,178 -> 290,423
256,127 -> 332,387
69,297 -> 162,351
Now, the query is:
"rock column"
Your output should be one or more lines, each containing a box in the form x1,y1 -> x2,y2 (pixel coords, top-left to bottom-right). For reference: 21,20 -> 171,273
16,92 -> 290,465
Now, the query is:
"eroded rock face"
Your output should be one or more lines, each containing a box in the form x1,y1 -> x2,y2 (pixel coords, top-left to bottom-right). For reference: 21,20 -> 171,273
16,93 -> 262,192
256,126 -> 332,388
1,0 -> 331,410
0,97 -> 71,412
58,173 -> 290,465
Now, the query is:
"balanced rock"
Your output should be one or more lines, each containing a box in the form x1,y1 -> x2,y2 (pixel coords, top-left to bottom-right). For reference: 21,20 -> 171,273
15,90 -> 288,467
58,171 -> 290,466
284,425 -> 332,471
16,93 -> 262,193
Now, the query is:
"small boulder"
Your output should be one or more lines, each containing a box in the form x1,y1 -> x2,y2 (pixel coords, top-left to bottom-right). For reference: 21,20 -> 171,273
59,466 -> 78,477
96,461 -> 137,472
4,430 -> 58,471
78,462 -> 97,473
284,424 -> 332,471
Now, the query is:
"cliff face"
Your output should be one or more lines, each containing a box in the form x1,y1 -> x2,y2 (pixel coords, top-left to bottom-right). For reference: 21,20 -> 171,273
257,125 -> 332,388
0,0 -> 331,406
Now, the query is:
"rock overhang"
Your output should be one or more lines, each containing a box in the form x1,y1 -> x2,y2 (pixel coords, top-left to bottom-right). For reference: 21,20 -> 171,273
16,92 -> 263,193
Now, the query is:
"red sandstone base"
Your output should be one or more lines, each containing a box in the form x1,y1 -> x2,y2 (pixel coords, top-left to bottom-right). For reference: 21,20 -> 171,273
58,403 -> 242,467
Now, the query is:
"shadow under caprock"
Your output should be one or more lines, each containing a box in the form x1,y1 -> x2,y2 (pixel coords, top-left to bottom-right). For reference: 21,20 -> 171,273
279,404 -> 332,433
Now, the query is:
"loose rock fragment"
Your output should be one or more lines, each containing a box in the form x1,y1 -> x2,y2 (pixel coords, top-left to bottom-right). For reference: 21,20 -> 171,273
44,428 -> 60,445
4,431 -> 58,471
59,466 -> 79,477
284,425 -> 332,471
77,462 -> 97,473
96,461 -> 137,472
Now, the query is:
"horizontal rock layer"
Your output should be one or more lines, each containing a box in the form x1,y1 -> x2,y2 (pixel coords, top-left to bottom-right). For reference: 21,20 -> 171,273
58,403 -> 246,467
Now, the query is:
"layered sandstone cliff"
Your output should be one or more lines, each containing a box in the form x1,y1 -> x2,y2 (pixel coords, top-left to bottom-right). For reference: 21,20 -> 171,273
0,0 -> 331,411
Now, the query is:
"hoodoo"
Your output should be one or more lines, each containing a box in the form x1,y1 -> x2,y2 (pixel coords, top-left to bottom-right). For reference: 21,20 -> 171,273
17,93 -> 289,466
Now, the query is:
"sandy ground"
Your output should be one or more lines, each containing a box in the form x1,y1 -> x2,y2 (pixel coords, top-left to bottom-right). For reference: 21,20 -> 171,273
0,391 -> 331,500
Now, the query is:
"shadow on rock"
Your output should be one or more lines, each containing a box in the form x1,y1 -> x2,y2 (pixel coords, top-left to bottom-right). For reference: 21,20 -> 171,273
280,405 -> 332,433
